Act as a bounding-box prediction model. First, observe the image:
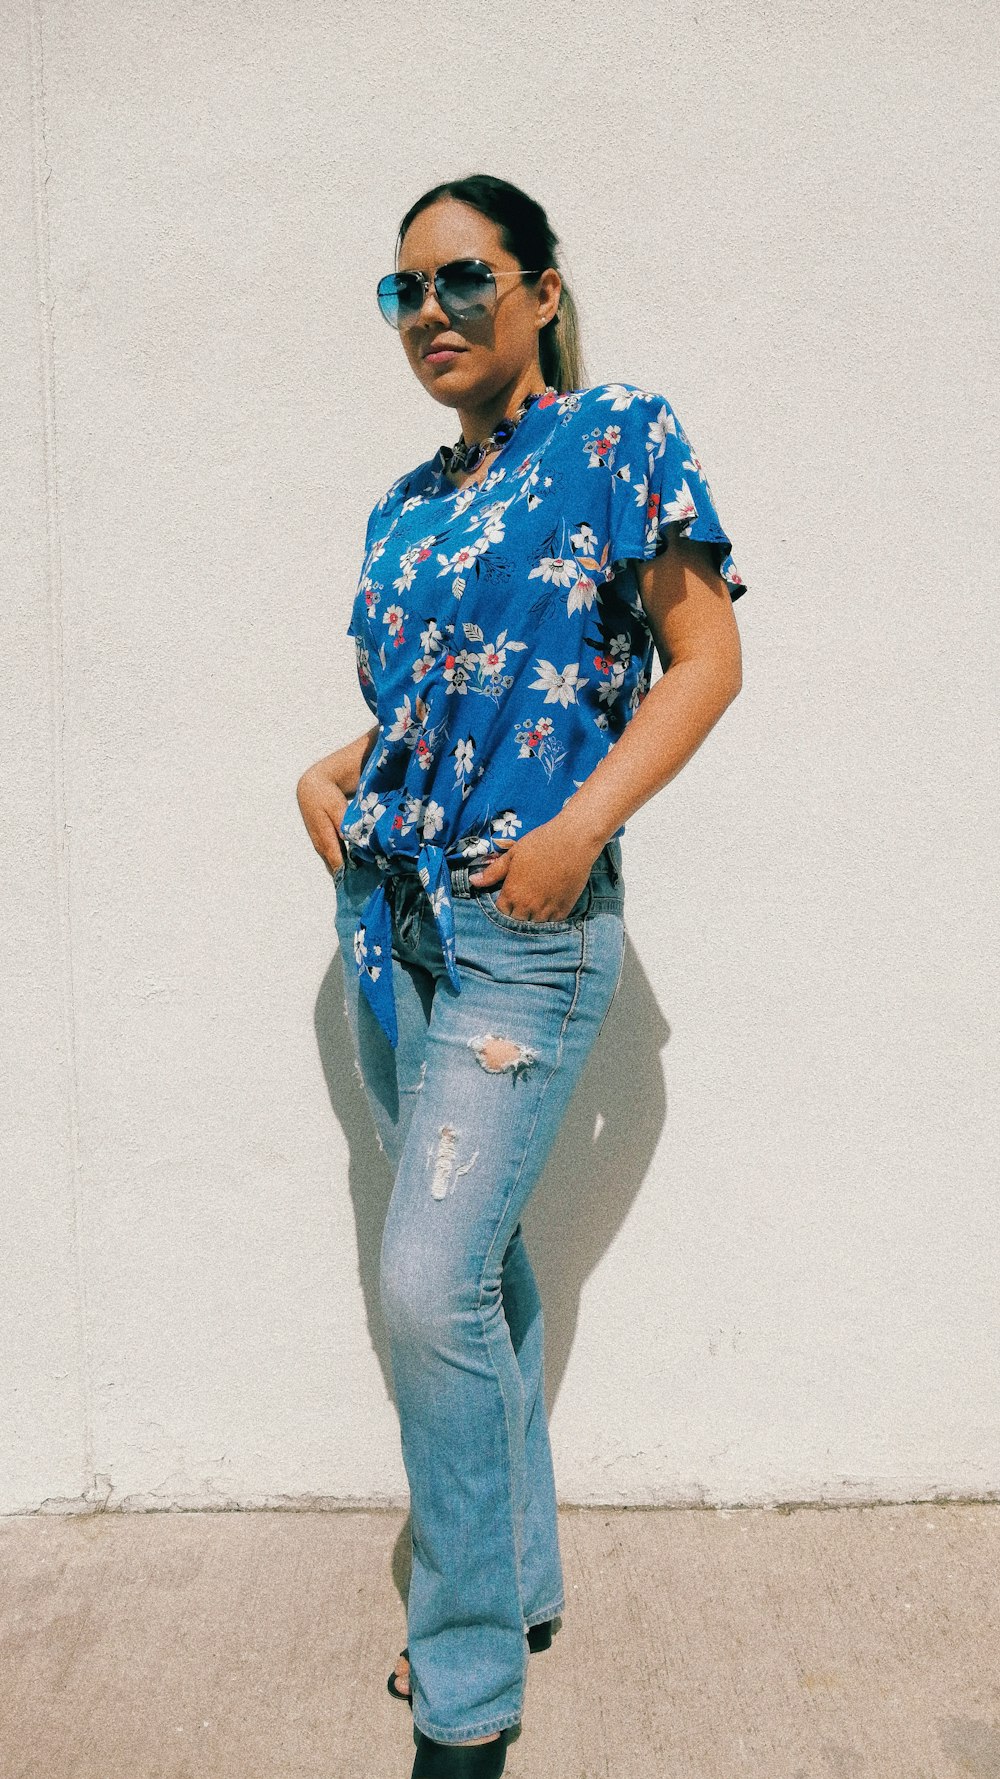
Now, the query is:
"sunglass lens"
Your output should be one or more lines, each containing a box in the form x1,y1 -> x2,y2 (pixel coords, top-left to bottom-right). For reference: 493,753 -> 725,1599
376,273 -> 423,329
437,262 -> 495,321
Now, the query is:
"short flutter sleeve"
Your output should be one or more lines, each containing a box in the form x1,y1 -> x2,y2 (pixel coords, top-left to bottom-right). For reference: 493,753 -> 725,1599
597,385 -> 747,601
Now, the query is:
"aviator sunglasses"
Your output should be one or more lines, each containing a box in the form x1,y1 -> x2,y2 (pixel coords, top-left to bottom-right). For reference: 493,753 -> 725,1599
376,257 -> 545,331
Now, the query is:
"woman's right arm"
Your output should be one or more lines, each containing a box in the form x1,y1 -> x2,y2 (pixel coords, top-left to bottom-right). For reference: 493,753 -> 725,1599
296,721 -> 379,874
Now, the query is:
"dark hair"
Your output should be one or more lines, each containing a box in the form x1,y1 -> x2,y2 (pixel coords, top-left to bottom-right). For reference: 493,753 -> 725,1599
395,174 -> 586,394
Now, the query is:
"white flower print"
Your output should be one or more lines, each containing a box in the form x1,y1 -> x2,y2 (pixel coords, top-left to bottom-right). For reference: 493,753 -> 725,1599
413,733 -> 435,772
462,501 -> 501,540
354,636 -> 375,694
596,384 -> 644,411
597,665 -> 627,707
385,694 -> 444,775
411,616 -> 446,684
394,538 -> 434,594
529,659 -> 589,706
422,800 -> 445,839
453,737 -> 475,781
505,457 -> 544,510
450,462 -> 508,512
360,575 -> 381,626
443,648 -> 477,695
353,925 -> 382,983
492,810 -> 523,840
437,539 -> 489,578
568,523 -> 613,586
386,694 -> 417,742
477,629 -> 525,679
582,423 -> 622,470
529,555 -> 578,589
514,714 -> 566,779
478,640 -> 505,679
399,790 -> 424,832
646,403 -> 679,458
459,832 -> 496,860
342,788 -> 387,846
662,478 -> 699,527
566,573 -> 598,617
475,507 -> 508,545
383,603 -> 405,640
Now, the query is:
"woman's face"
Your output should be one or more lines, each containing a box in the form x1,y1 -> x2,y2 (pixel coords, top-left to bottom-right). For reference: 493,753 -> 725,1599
395,197 -> 561,410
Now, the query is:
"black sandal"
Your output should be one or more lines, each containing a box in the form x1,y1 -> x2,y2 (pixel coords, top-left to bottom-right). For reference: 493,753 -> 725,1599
410,1723 -> 512,1777
388,1618 -> 557,1708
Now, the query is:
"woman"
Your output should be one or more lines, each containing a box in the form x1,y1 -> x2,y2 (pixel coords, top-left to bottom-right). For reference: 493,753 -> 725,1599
297,174 -> 746,1777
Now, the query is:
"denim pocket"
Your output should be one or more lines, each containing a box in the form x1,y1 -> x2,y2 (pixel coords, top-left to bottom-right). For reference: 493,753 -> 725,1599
475,877 -> 593,934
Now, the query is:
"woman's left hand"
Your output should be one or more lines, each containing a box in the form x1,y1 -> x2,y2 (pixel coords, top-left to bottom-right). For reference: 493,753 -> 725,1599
468,817 -> 598,922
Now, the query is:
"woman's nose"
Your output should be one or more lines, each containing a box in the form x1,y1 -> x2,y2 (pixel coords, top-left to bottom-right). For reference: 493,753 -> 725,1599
412,282 -> 450,331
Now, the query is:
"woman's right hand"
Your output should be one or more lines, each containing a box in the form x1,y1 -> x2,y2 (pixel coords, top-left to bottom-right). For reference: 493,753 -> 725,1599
296,757 -> 350,877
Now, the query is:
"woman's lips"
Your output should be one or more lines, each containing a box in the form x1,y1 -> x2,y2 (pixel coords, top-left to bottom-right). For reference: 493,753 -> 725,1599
424,349 -> 463,366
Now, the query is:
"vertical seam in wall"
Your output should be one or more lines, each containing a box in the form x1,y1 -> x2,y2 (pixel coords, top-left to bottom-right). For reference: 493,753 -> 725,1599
27,0 -> 95,1496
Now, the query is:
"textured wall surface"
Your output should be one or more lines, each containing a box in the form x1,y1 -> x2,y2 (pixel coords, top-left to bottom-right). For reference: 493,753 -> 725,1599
3,0 -> 997,1513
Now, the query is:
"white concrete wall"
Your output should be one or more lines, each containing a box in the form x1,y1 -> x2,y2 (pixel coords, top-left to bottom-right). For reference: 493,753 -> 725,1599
3,0 -> 997,1513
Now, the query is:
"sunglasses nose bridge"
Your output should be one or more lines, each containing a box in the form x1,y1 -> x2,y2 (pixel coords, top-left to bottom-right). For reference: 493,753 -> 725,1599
422,273 -> 454,323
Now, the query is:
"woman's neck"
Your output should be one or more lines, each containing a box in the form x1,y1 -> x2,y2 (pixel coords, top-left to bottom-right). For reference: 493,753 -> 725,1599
454,365 -> 545,448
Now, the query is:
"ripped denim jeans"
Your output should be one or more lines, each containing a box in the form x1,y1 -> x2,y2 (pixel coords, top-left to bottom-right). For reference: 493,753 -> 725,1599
333,838 -> 626,1743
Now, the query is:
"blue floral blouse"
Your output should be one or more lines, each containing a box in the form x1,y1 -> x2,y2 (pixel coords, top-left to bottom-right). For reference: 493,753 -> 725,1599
339,381 -> 747,1046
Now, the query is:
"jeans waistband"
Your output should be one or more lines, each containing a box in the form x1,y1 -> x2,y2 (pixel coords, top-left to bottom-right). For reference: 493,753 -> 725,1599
343,835 -> 624,907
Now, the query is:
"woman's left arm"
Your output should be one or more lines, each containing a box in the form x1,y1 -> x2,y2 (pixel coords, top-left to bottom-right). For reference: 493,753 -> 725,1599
470,527 -> 743,915
557,526 -> 743,852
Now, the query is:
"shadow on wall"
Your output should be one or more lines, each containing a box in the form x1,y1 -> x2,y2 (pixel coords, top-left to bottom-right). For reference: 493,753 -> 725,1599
312,937 -> 669,1604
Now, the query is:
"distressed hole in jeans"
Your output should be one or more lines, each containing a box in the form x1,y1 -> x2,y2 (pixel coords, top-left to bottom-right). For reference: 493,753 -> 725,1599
428,1124 -> 479,1200
468,1032 -> 538,1077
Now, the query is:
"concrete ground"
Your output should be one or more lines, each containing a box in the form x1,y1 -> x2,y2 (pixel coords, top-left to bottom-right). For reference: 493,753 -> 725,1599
1,1502 -> 999,1778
